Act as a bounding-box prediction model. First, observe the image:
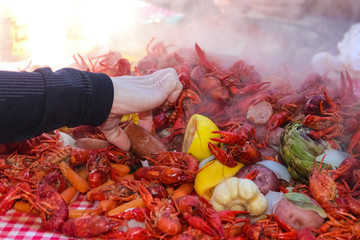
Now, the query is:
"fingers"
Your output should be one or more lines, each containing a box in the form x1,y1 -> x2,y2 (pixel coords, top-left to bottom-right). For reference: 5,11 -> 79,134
99,118 -> 131,151
159,68 -> 183,104
138,110 -> 153,133
103,127 -> 131,151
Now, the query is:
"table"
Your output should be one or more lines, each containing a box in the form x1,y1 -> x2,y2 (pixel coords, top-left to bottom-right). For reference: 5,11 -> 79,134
0,194 -> 96,240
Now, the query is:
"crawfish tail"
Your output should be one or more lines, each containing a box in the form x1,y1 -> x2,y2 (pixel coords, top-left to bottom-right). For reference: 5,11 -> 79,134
38,184 -> 69,231
61,215 -> 120,238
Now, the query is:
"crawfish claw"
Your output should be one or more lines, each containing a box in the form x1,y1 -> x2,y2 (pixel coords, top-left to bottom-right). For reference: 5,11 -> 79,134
208,142 -> 238,168
210,130 -> 244,145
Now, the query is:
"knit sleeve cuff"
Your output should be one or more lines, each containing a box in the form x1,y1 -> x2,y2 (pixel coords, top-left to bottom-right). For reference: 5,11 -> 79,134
81,71 -> 114,126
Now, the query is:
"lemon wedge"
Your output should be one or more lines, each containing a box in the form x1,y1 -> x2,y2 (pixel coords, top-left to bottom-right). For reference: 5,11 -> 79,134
194,160 -> 243,200
182,114 -> 220,162
121,113 -> 139,124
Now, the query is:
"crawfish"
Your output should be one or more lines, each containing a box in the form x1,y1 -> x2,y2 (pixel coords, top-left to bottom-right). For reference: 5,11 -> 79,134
149,151 -> 198,172
113,207 -> 150,223
0,182 -> 34,216
134,166 -> 195,186
315,216 -> 360,239
303,91 -> 344,140
308,157 -> 350,220
211,122 -> 253,146
134,152 -> 198,186
241,215 -> 297,240
41,171 -> 67,193
0,132 -> 54,155
155,90 -> 200,146
61,215 -> 120,238
106,227 -> 149,240
257,108 -> 294,148
1,153 -> 36,178
87,179 -> 167,203
176,195 -> 225,239
0,182 -> 69,231
194,43 -> 232,104
37,183 -> 69,231
74,51 -> 130,76
209,122 -> 261,167
208,142 -> 261,167
87,152 -> 112,188
138,184 -> 182,237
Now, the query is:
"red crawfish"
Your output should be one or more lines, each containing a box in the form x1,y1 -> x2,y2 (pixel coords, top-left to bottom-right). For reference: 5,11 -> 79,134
195,43 -> 261,97
106,227 -> 149,240
257,108 -> 294,148
134,37 -> 179,75
87,179 -> 167,203
315,216 -> 360,239
308,156 -> 351,220
303,91 -> 344,140
208,122 -> 261,167
41,171 -> 67,193
138,184 -> 182,237
87,152 -> 111,188
29,141 -> 90,173
1,153 -> 36,178
73,51 -> 131,76
0,182 -> 35,216
0,182 -> 69,232
194,43 -> 232,104
0,132 -> 54,155
37,183 -> 69,231
176,195 -> 225,239
241,215 -> 297,240
155,89 -> 200,146
134,152 -> 198,186
112,207 -> 150,223
61,215 -> 120,238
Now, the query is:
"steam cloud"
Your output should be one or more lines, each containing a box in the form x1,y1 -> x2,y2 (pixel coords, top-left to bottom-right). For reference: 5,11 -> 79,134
0,0 -> 359,83
109,0 -> 359,84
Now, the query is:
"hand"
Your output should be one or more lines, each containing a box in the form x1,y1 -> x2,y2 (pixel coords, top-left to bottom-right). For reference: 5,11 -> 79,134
99,68 -> 183,151
250,0 -> 309,20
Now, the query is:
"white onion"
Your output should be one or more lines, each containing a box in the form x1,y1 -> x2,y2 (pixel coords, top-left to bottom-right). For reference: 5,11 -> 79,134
141,160 -> 150,167
258,160 -> 291,182
198,155 -> 216,169
59,132 -> 76,148
265,191 -> 284,215
316,149 -> 350,169
127,219 -> 146,229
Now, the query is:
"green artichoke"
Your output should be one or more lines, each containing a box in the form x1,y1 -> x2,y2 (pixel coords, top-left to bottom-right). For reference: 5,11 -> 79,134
279,121 -> 330,181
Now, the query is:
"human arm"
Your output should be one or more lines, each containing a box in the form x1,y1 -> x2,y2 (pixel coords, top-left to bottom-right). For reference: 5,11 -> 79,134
0,67 -> 113,143
0,67 -> 183,152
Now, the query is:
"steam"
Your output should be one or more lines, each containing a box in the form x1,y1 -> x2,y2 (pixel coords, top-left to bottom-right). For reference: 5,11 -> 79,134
106,0 -> 359,85
0,0 -> 359,84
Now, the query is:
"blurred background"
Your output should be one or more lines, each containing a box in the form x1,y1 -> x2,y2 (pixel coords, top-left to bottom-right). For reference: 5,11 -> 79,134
0,0 -> 358,83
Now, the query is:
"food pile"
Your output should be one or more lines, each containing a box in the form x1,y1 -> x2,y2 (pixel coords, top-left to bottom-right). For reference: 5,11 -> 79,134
1,39 -> 360,239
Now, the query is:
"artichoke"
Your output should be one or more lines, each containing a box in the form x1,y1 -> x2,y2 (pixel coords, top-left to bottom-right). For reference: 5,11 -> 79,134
279,121 -> 330,181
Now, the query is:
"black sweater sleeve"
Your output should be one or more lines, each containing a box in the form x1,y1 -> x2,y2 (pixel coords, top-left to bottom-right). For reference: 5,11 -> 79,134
0,67 -> 114,143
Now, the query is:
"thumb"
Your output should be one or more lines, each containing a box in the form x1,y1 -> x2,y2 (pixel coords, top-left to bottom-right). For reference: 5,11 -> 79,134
99,119 -> 131,151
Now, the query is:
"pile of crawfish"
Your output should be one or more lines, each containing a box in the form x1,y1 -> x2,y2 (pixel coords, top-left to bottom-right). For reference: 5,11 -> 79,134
0,38 -> 360,240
